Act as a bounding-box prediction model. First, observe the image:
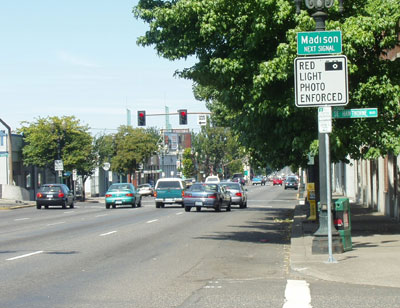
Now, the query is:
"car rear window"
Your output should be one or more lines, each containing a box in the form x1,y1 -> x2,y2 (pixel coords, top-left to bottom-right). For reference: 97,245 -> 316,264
157,181 -> 182,189
40,185 -> 62,192
221,183 -> 240,190
109,184 -> 132,190
190,184 -> 217,192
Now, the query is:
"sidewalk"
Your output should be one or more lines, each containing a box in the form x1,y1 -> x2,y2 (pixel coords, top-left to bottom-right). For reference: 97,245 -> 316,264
290,200 -> 400,288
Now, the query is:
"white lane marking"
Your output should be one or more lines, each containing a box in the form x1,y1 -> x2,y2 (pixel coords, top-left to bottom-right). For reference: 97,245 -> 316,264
176,212 -> 184,215
46,221 -> 66,226
14,218 -> 30,221
64,211 -> 75,214
7,251 -> 44,261
100,231 -> 117,237
95,214 -> 108,218
283,280 -> 312,308
146,219 -> 159,224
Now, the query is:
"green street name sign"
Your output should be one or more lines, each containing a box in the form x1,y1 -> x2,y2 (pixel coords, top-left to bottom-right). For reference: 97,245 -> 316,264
297,31 -> 342,55
333,108 -> 378,119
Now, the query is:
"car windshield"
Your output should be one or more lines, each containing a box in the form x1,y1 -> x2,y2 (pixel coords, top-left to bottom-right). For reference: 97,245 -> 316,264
157,181 -> 182,189
287,177 -> 297,182
108,184 -> 132,191
190,183 -> 218,192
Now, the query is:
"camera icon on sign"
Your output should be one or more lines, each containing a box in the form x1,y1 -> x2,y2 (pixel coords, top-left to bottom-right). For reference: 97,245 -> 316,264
325,61 -> 343,71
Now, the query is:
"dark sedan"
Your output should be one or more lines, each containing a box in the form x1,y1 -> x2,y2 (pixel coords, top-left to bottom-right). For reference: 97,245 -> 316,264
36,184 -> 74,209
284,176 -> 299,190
183,183 -> 231,212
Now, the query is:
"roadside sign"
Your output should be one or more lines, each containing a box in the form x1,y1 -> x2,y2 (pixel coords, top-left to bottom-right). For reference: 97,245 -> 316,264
198,114 -> 207,126
103,162 -> 110,171
72,169 -> 77,181
318,107 -> 332,133
297,31 -> 342,55
54,160 -> 64,171
333,108 -> 378,119
294,55 -> 348,107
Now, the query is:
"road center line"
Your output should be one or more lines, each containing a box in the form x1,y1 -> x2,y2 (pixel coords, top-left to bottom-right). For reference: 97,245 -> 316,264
100,231 -> 117,236
283,280 -> 312,308
14,218 -> 30,221
95,214 -> 108,217
147,219 -> 159,224
176,212 -> 184,215
7,251 -> 44,261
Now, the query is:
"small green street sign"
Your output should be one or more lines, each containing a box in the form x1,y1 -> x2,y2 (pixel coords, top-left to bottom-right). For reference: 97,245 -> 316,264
0,152 -> 8,157
297,31 -> 342,55
333,108 -> 378,119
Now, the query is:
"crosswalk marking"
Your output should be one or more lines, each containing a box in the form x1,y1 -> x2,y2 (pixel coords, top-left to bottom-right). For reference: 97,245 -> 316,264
283,280 -> 312,308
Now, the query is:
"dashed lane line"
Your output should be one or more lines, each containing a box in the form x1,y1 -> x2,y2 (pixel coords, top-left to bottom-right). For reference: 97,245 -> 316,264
146,219 -> 159,224
100,231 -> 117,237
6,251 -> 44,261
283,280 -> 312,308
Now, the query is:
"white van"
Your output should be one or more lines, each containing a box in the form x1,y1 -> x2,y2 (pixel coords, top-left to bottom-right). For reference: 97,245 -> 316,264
205,175 -> 220,183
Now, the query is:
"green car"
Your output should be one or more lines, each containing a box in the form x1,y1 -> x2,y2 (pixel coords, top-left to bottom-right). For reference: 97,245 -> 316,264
105,183 -> 142,209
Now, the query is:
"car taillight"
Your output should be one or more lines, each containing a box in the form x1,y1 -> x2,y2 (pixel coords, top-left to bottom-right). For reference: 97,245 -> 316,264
154,191 -> 157,197
58,192 -> 65,198
184,193 -> 192,198
208,194 -> 217,199
36,192 -> 43,198
105,194 -> 112,198
182,191 -> 185,197
126,193 -> 134,197
235,192 -> 242,197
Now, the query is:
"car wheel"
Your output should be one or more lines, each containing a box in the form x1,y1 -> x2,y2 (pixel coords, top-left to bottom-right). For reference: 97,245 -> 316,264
156,202 -> 162,208
112,204 -> 116,209
226,204 -> 231,212
215,203 -> 221,212
36,204 -> 41,209
196,206 -> 201,212
70,201 -> 74,209
45,206 -> 49,209
106,204 -> 110,209
132,202 -> 136,208
62,201 -> 67,209
185,206 -> 191,212
239,202 -> 245,209
137,198 -> 142,207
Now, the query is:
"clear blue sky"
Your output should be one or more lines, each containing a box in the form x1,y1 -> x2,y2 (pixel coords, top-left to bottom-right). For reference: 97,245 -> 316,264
0,1 -> 208,134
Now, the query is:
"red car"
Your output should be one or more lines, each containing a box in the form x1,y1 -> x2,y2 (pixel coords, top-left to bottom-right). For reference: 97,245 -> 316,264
273,178 -> 283,186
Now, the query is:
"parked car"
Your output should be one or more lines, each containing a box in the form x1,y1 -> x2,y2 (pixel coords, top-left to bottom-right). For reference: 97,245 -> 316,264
284,176 -> 299,190
184,183 -> 231,212
36,184 -> 74,209
154,178 -> 186,208
137,183 -> 154,196
273,177 -> 283,186
205,175 -> 220,183
220,181 -> 247,208
105,183 -> 142,209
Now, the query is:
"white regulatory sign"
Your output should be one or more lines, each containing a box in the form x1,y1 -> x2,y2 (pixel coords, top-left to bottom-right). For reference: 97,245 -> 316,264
294,55 -> 348,107
54,160 -> 64,171
318,106 -> 332,133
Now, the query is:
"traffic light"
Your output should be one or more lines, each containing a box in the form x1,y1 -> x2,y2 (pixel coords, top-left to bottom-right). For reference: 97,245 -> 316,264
138,111 -> 146,126
178,109 -> 187,125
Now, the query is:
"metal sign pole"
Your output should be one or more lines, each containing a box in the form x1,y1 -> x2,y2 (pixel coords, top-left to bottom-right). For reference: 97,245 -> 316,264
325,132 -> 336,263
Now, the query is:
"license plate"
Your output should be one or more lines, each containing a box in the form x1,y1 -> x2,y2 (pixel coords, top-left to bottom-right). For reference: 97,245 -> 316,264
46,195 -> 53,198
115,200 -> 122,204
195,201 -> 203,206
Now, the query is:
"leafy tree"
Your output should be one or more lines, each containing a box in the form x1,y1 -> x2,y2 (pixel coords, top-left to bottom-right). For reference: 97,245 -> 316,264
134,0 -> 400,169
94,133 -> 115,166
111,126 -> 158,179
192,122 -> 245,179
182,147 -> 196,178
18,116 -> 96,198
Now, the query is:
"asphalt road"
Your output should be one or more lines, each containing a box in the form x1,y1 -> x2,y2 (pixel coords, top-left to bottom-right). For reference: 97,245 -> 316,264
1,184 -> 400,308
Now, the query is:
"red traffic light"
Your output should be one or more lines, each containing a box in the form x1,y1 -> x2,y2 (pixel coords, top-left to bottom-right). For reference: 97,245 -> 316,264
180,110 -> 186,116
178,109 -> 187,125
137,110 -> 146,126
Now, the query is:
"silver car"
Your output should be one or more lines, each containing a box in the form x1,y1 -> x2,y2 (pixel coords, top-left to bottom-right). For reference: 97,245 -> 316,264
220,182 -> 248,208
183,183 -> 231,212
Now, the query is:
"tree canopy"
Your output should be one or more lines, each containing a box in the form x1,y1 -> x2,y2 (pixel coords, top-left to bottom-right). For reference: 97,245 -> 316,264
134,0 -> 400,169
18,116 -> 96,180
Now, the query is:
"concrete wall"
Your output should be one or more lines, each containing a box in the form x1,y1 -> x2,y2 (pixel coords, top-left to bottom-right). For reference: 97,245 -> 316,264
0,184 -> 30,201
